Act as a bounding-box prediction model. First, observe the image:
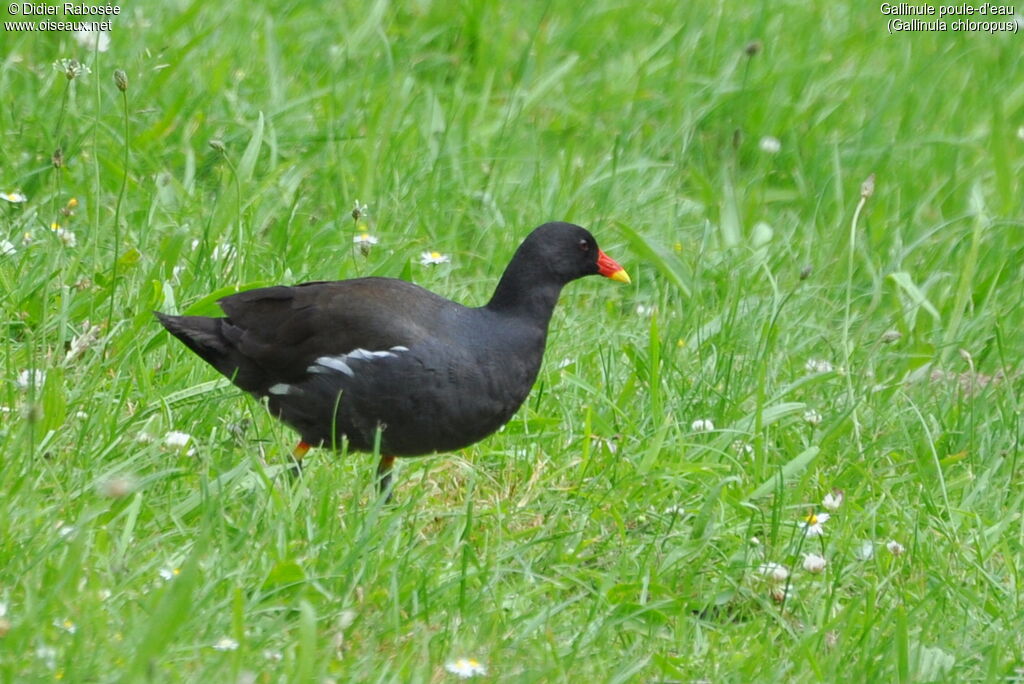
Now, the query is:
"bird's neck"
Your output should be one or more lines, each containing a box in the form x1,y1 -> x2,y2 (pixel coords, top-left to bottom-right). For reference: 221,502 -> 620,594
485,266 -> 564,326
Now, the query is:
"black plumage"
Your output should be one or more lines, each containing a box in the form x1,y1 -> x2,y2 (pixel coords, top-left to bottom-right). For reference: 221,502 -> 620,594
156,222 -> 629,493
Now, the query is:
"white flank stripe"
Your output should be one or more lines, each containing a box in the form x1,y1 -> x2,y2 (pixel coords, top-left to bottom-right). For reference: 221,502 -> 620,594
390,345 -> 409,352
346,348 -> 395,362
313,356 -> 355,376
268,383 -> 291,395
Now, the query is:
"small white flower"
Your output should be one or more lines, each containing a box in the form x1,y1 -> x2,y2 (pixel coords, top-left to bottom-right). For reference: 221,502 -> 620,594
803,409 -> 823,426
799,511 -> 830,538
54,618 -> 77,634
16,369 -> 46,390
802,553 -> 827,574
770,584 -> 795,603
163,431 -> 193,449
158,567 -> 181,581
263,650 -> 283,662
212,636 -> 239,651
822,489 -> 844,511
54,58 -> 91,80
35,645 -> 58,669
66,321 -> 101,361
0,240 -> 14,256
663,504 -> 686,516
886,540 -> 905,556
759,136 -> 781,154
805,358 -> 834,373
1,191 -> 27,203
635,304 -> 656,317
731,439 -> 754,456
73,30 -> 111,53
351,199 -> 369,220
445,657 -> 487,678
52,225 -> 77,247
757,561 -> 789,583
690,418 -> 715,432
420,250 -> 450,266
353,232 -> 379,246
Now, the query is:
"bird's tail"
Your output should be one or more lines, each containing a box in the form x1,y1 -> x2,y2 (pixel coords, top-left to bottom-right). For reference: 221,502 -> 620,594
154,312 -> 231,371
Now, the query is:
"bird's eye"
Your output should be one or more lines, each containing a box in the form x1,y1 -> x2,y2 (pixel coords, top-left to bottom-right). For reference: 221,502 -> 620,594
578,239 -> 590,252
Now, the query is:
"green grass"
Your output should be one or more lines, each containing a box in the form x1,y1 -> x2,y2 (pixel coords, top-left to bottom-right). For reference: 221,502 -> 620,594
2,1 -> 1023,681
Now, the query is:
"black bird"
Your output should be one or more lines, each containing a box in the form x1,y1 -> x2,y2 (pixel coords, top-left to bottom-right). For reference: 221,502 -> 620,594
156,222 -> 630,496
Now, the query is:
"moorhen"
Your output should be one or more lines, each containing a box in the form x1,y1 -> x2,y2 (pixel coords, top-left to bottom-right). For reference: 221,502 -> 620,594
156,221 -> 630,496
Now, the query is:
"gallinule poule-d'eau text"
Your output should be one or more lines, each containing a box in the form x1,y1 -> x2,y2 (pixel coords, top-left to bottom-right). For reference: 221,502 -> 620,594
156,221 -> 630,496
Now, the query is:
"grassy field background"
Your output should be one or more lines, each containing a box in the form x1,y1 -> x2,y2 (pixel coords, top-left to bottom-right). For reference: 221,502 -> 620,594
2,1 -> 1023,681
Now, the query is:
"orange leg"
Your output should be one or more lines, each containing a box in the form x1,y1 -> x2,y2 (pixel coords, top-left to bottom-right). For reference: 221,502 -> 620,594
289,440 -> 311,477
376,454 -> 396,501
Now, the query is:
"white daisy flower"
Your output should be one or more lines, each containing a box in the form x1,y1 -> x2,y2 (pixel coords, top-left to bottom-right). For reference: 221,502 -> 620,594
757,562 -> 789,583
758,136 -> 781,154
804,358 -> 834,373
73,30 -> 111,52
803,409 -> 823,426
54,618 -> 77,634
444,657 -> 487,678
822,489 -> 844,511
886,540 -> 905,556
1,191 -> 27,203
802,552 -> 827,574
420,250 -> 450,266
16,369 -> 45,390
799,511 -> 830,538
353,232 -> 378,246
212,636 -> 239,651
0,240 -> 14,256
690,418 -> 715,432
158,567 -> 181,581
